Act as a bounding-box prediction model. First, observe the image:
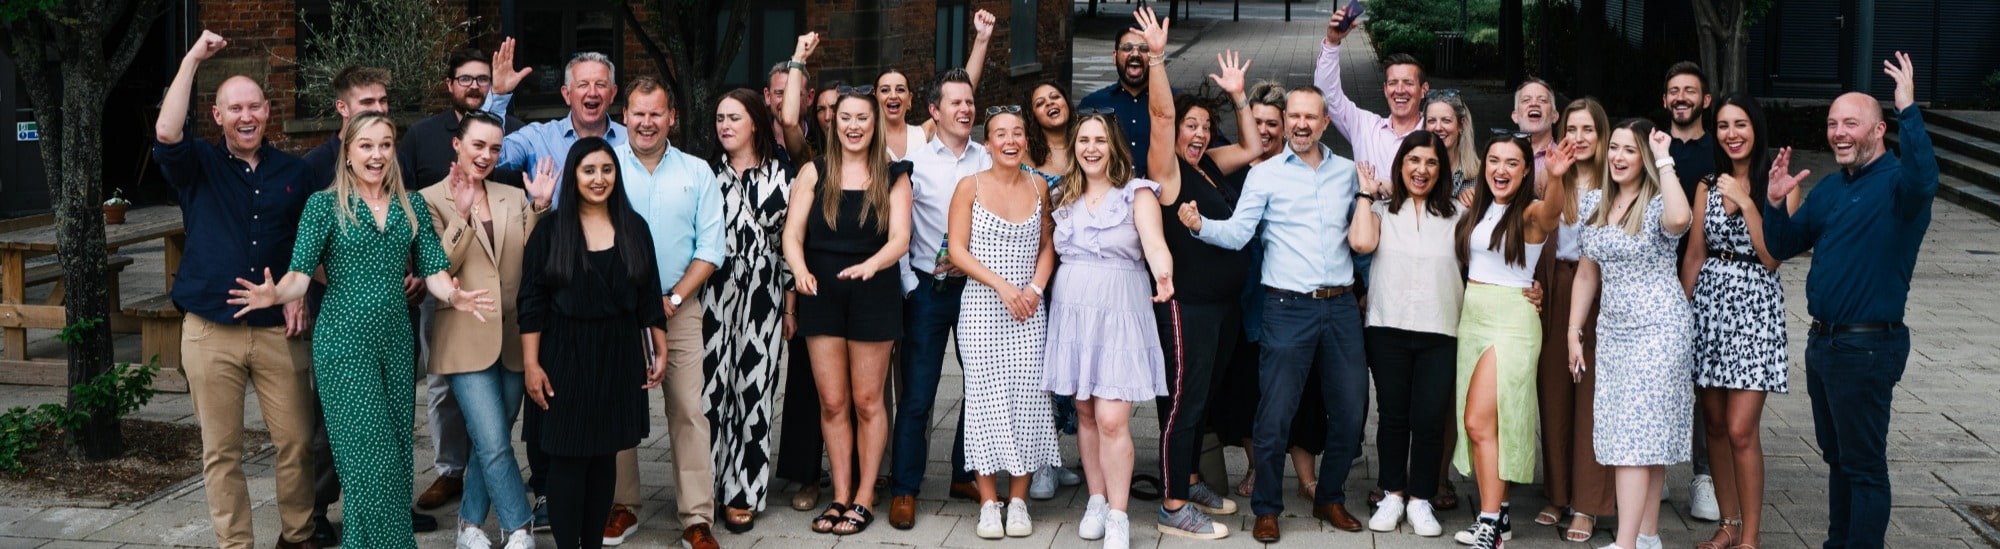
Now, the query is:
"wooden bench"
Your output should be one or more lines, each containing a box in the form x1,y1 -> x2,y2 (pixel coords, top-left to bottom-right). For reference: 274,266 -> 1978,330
122,293 -> 182,372
25,255 -> 135,305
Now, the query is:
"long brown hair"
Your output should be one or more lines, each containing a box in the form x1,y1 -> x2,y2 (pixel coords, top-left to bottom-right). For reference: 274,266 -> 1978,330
1588,118 -> 1663,235
1023,81 -> 1071,167
1054,114 -> 1138,208
1455,135 -> 1539,267
330,111 -> 419,233
820,93 -> 894,233
1387,131 -> 1458,219
1554,97 -> 1609,223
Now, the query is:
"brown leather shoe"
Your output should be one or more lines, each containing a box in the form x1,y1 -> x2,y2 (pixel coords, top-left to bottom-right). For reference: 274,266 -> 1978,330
274,537 -> 320,549
415,475 -> 462,509
1252,514 -> 1280,543
680,523 -> 719,549
1314,502 -> 1364,532
888,495 -> 918,530
948,481 -> 979,501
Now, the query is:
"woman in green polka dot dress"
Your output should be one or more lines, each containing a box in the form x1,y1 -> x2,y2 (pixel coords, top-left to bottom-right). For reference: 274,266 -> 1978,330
229,112 -> 496,549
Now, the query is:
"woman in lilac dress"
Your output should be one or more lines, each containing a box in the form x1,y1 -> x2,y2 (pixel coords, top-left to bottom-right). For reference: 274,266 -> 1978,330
1042,108 -> 1175,549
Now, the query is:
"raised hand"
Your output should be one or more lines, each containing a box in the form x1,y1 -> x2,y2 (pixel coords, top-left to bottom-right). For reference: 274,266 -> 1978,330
187,30 -> 228,62
1546,138 -> 1579,179
1884,51 -> 1916,110
973,9 -> 996,39
1647,128 -> 1673,161
792,32 -> 821,64
1766,147 -> 1810,204
1176,201 -> 1203,232
492,37 -> 533,95
524,157 -> 556,209
1326,4 -> 1357,45
1134,6 -> 1169,57
1206,50 -> 1251,96
227,268 -> 280,317
449,163 -> 481,219
1356,161 -> 1381,196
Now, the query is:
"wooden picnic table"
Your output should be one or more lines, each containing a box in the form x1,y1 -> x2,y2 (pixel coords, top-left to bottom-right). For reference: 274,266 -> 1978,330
0,206 -> 186,389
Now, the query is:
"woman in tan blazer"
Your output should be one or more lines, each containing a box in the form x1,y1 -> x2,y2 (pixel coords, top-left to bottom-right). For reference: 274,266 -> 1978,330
417,112 -> 553,548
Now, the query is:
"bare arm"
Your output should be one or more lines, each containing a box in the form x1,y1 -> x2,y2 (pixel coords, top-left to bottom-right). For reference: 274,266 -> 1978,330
782,162 -> 821,295
946,177 -> 1007,290
1564,257 -> 1602,379
965,9 -> 996,90
1680,183 -> 1709,297
1134,188 -> 1176,302
157,31 -> 229,144
1525,139 -> 1577,234
781,34 -> 818,162
1141,12 -> 1180,205
1348,196 -> 1380,254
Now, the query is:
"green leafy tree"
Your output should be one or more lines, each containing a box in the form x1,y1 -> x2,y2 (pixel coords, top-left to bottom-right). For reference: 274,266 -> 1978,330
1,0 -> 172,459
295,0 -> 473,118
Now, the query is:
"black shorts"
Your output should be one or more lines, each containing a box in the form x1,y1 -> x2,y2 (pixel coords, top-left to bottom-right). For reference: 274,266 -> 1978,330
795,251 -> 904,342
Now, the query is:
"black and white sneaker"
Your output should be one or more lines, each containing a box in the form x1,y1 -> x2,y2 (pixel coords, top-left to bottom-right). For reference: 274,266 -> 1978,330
1453,517 -> 1503,548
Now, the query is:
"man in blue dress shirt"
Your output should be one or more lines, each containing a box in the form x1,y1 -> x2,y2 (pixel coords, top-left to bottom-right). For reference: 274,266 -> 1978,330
492,51 -> 627,208
1762,52 -> 1936,549
1178,86 -> 1368,541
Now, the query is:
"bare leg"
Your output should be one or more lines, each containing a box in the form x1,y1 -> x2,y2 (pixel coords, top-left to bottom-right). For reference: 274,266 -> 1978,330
807,336 -> 855,506
1078,401 -> 1106,499
1727,389 -> 1769,547
1612,466 -> 1650,548
1700,387 -> 1741,547
1289,446 -> 1318,500
1092,399 -> 1137,512
1464,348 -> 1506,514
976,475 -> 1000,504
847,340 -> 893,512
1008,473 -> 1033,502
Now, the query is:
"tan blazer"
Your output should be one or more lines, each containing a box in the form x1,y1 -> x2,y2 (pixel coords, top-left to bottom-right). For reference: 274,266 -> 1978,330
419,179 -> 542,374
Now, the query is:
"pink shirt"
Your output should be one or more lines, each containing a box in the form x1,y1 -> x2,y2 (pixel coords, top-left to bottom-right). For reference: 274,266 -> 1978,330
1315,42 -> 1423,173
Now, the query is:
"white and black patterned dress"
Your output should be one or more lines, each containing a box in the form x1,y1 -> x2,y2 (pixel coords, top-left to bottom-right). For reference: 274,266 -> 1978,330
1691,185 -> 1789,393
1579,190 -> 1695,466
702,158 -> 793,511
959,190 -> 1060,476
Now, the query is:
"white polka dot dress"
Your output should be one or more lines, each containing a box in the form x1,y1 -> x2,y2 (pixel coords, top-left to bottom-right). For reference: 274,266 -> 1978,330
958,197 -> 1059,476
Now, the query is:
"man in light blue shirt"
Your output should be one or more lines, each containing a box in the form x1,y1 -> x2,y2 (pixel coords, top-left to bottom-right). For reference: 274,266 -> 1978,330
494,51 -> 627,208
1179,86 -> 1369,539
605,77 -> 725,547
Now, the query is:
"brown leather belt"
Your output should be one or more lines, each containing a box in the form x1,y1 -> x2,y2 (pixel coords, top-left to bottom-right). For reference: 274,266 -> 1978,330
1265,285 -> 1352,300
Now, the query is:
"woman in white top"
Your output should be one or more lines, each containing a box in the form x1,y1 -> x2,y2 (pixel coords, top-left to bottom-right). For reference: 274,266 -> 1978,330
1450,133 -> 1575,549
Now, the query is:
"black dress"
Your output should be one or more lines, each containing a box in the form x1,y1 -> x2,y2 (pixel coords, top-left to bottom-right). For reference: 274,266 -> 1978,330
517,221 -> 668,457
793,159 -> 912,342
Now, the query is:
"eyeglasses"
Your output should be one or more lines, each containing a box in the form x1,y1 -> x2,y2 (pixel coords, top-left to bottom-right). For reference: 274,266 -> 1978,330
984,105 -> 1022,115
1117,42 -> 1151,54
451,75 -> 494,87
1489,128 -> 1531,139
836,85 -> 875,96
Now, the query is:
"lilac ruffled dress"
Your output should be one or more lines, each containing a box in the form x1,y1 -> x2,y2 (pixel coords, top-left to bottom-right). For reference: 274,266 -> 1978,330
1042,179 -> 1170,402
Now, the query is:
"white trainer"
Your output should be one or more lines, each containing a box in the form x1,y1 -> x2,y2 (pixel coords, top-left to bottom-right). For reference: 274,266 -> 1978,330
1006,498 -> 1033,537
1104,510 -> 1131,549
1369,493 -> 1406,532
502,528 -> 535,549
1406,499 -> 1443,537
455,524 -> 493,549
1079,494 -> 1108,540
1690,474 -> 1720,521
976,500 -> 1005,539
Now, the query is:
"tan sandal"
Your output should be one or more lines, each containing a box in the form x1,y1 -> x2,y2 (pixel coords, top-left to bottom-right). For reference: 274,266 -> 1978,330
1535,505 -> 1563,526
1696,517 -> 1742,549
1564,511 -> 1596,543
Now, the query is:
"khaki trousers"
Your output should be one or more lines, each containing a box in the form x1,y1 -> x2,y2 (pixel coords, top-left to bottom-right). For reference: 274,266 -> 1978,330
181,314 -> 316,548
614,297 -> 714,526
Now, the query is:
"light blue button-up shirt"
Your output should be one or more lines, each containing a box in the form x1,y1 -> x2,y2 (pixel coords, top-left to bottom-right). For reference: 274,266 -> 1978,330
495,101 -> 627,208
1191,143 -> 1359,293
615,142 -> 725,294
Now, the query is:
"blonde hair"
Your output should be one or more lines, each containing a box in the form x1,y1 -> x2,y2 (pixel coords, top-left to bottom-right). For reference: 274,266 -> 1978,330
1556,97 -> 1610,223
1587,119 -> 1662,236
820,93 -> 894,233
1054,114 -> 1138,208
331,111 -> 419,233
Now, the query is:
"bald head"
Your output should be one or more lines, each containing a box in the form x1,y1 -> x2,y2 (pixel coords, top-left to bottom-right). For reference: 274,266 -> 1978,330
1827,92 -> 1886,171
1832,92 -> 1882,125
212,75 -> 271,157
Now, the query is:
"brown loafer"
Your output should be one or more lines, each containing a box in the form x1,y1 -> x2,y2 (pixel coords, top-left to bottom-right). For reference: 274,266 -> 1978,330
274,537 -> 320,549
791,482 -> 821,511
1313,502 -> 1364,532
949,481 -> 980,501
681,523 -> 719,549
1253,514 -> 1280,543
415,475 -> 462,510
888,495 -> 917,530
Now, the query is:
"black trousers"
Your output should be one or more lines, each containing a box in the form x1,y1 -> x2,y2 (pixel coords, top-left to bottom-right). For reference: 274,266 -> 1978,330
775,337 -> 824,485
546,453 -> 617,549
1154,299 -> 1240,500
1366,327 -> 1456,500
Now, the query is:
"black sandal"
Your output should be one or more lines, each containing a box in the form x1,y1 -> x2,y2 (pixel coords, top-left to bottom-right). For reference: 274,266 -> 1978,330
832,504 -> 874,535
810,502 -> 846,534
1129,474 -> 1163,501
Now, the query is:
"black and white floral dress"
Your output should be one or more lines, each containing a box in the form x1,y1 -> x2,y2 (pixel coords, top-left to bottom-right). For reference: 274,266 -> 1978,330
702,158 -> 794,511
1691,183 -> 1789,393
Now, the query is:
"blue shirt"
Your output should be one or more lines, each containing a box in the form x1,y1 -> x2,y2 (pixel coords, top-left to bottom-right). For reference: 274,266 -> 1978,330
615,143 -> 725,293
497,108 -> 627,208
1079,83 -> 1156,179
1191,144 -> 1359,293
1763,106 -> 1938,325
153,139 -> 325,326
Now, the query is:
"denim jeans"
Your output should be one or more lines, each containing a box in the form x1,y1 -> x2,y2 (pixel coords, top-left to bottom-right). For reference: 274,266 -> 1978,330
1250,291 -> 1368,516
890,274 -> 972,496
449,362 -> 531,530
1806,327 -> 1909,549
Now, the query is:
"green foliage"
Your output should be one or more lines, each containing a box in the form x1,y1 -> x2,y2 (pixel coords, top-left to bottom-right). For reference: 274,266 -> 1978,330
1365,0 -> 1500,69
55,316 -> 102,345
0,318 -> 160,473
0,0 -> 60,23
296,0 -> 471,118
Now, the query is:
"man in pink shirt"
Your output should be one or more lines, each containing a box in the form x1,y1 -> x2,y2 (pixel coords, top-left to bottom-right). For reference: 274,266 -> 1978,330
1314,6 -> 1429,176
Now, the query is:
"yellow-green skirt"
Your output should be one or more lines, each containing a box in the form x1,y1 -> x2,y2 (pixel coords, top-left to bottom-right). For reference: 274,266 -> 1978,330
1452,283 -> 1542,483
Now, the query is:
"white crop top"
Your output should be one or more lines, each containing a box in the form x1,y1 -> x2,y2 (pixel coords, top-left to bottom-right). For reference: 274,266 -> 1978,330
1555,217 -> 1584,262
1466,203 -> 1543,288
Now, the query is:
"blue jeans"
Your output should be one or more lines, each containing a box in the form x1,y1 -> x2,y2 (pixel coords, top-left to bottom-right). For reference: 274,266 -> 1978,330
449,362 -> 531,530
1806,327 -> 1908,549
1250,291 -> 1368,516
890,274 -> 972,496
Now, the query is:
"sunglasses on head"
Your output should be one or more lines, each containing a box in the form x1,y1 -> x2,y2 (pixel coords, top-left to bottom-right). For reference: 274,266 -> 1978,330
1426,88 -> 1460,101
836,85 -> 875,96
984,105 -> 1022,116
1489,128 -> 1531,139
464,110 -> 503,124
1078,107 -> 1117,117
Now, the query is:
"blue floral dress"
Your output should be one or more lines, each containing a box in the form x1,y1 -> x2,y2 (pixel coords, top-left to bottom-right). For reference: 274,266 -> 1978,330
1578,189 -> 1694,466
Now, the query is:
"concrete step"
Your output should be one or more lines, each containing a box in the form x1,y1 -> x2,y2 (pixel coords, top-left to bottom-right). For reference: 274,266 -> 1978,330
1887,131 -> 2000,195
1921,123 -> 2000,168
1927,110 -> 2000,144
1938,173 -> 2000,221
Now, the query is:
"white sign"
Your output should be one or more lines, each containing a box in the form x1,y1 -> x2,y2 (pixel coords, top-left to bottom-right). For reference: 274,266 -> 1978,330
15,122 -> 37,142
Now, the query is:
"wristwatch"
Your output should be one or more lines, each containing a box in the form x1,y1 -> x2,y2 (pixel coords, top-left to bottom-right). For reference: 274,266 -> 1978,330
668,293 -> 683,307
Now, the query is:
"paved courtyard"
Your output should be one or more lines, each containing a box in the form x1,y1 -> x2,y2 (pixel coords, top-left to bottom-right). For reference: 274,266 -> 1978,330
6,3 -> 2000,548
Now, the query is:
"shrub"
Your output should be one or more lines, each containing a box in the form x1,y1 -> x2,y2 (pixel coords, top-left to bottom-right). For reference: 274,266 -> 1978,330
1365,0 -> 1501,74
295,0 -> 472,118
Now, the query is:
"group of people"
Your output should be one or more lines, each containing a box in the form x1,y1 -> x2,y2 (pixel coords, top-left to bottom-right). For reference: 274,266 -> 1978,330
155,5 -> 1935,549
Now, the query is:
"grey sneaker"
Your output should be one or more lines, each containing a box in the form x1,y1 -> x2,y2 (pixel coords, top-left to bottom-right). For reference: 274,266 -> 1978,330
1029,468 -> 1057,500
1157,503 -> 1229,540
1185,483 -> 1238,515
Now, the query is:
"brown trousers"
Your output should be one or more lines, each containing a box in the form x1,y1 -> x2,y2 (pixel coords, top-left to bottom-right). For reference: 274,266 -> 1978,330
612,297 -> 714,527
181,314 -> 317,548
1534,240 -> 1617,517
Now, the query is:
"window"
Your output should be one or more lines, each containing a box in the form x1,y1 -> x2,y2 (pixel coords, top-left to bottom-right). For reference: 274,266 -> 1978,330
1009,0 -> 1038,72
720,3 -> 804,90
937,0 -> 968,73
511,1 -> 622,110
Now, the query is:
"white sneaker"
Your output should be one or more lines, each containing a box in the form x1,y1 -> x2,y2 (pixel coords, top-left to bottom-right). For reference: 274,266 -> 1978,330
455,524 -> 493,549
1104,510 -> 1131,549
1598,544 -> 1632,549
1369,493 -> 1406,532
1079,494 -> 1108,540
502,528 -> 536,549
1051,465 -> 1083,486
1406,499 -> 1443,537
1690,474 -> 1720,521
1029,468 -> 1058,500
1006,498 -> 1033,537
1637,533 -> 1663,549
976,501 -> 1006,539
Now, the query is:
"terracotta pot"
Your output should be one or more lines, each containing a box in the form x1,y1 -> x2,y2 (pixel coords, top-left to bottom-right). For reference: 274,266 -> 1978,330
103,203 -> 129,225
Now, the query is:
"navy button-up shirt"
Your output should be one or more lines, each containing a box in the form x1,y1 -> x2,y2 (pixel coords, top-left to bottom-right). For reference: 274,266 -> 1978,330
1763,106 -> 1938,325
154,139 -> 325,326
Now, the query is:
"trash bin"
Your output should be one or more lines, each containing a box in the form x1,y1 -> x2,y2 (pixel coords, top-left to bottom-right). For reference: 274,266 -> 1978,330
1436,31 -> 1464,77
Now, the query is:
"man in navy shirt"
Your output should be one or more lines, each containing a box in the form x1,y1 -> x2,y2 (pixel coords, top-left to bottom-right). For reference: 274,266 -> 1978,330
153,30 -> 322,549
1079,27 -> 1160,179
1659,60 -> 1722,521
1763,52 -> 1935,549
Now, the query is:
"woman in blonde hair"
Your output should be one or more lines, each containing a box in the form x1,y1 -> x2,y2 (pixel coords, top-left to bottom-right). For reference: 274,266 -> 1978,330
228,111 -> 495,549
781,88 -> 913,536
1422,89 -> 1479,197
1566,119 -> 1694,549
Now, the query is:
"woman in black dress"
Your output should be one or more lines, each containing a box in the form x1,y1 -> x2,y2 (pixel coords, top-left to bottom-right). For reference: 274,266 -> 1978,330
519,138 -> 669,549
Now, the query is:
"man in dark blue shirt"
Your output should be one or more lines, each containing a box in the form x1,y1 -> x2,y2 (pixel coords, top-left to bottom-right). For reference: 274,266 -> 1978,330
1658,60 -> 1723,521
152,30 -> 323,549
1763,52 -> 1936,549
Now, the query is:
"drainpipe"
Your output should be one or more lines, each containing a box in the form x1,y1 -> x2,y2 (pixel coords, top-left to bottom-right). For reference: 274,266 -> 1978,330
1852,0 -> 1873,95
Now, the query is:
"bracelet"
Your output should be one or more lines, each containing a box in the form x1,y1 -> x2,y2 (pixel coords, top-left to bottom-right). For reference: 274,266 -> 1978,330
1147,59 -> 1164,67
1027,283 -> 1044,296
785,60 -> 807,72
1654,158 -> 1677,170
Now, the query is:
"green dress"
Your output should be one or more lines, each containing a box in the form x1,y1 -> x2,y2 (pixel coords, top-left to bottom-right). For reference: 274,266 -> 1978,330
288,191 -> 450,549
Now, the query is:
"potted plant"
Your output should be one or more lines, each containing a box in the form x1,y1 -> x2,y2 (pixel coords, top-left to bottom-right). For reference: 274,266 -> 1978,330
103,188 -> 131,224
